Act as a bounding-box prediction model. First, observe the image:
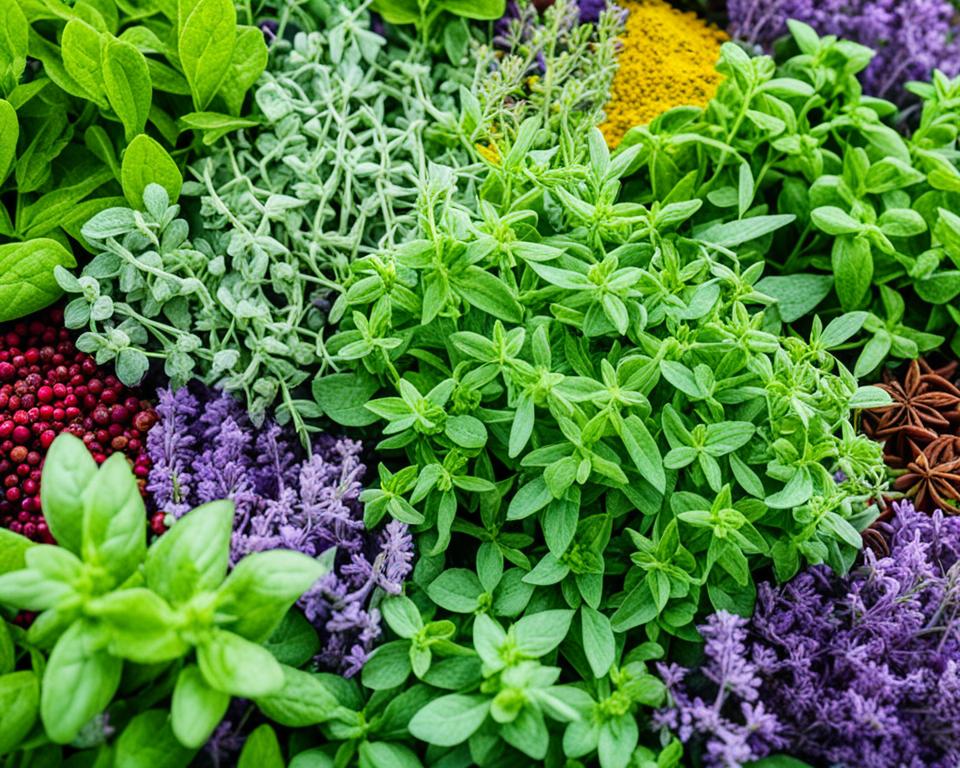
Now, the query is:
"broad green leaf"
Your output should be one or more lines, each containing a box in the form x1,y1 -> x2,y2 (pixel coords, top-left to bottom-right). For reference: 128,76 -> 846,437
102,39 -> 152,142
41,622 -> 122,744
178,0 -> 237,110
122,137 -> 182,208
0,239 -> 77,323
408,694 -> 489,747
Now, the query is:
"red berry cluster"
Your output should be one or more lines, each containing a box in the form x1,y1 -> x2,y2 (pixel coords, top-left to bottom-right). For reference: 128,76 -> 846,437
0,308 -> 156,543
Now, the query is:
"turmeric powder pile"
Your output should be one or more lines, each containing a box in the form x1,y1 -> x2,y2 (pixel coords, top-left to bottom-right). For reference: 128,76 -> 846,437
600,0 -> 727,146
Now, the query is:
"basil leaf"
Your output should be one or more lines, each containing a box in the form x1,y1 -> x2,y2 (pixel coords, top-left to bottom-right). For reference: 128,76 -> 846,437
238,725 -> 284,768
197,629 -> 284,698
0,239 -> 77,323
145,499 -> 234,606
408,694 -> 490,747
81,452 -> 146,582
0,99 -> 17,184
0,670 -> 39,754
40,433 -> 98,556
102,39 -> 152,142
115,709 -> 197,768
214,548 -> 332,642
41,621 -> 122,744
178,0 -> 237,110
253,664 -> 340,726
171,665 -> 230,748
122,137 -> 183,208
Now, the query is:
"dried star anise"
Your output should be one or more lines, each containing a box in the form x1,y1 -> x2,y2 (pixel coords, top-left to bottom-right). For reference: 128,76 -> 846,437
892,435 -> 960,515
863,359 -> 960,441
862,357 -> 960,470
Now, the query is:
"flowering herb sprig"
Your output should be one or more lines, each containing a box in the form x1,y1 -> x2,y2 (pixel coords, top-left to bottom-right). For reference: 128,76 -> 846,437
146,384 -> 414,676
658,499 -> 960,768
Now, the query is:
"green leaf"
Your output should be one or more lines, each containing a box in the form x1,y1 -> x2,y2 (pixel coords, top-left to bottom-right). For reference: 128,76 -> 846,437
522,552 -> 570,586
0,528 -> 33,575
102,39 -> 152,142
115,709 -> 197,768
854,331 -> 892,377
440,0 -> 505,20
312,372 -> 380,426
81,452 -> 146,582
178,0 -> 237,110
41,622 -> 122,744
810,206 -> 862,235
361,640 -> 412,690
444,414 -> 487,449
197,629 -> 284,698
86,587 -> 188,663
699,214 -> 795,247
359,742 -> 424,768
0,671 -> 39,754
580,606 -> 615,678
0,1 -> 28,96
819,311 -> 868,348
177,111 -> 259,145
0,239 -> 77,323
0,99 -> 17,184
514,609 -> 573,657
219,26 -> 267,115
263,610 -> 320,667
61,20 -> 108,107
145,499 -> 234,606
40,433 -> 97,556
598,714 -> 640,768
408,694 -> 490,747
171,665 -> 230,748
452,266 -> 523,322
427,569 -> 484,613
215,548 -> 332,642
832,236 -> 873,310
610,580 -> 658,631
620,415 -> 665,493
254,664 -> 340,726
381,595 -> 423,639
507,477 -> 552,520
238,725 -> 284,768
122,138 -> 182,208
755,274 -> 833,322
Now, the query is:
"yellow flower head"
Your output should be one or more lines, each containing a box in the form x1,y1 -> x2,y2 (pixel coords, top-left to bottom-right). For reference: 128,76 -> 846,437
600,0 -> 727,147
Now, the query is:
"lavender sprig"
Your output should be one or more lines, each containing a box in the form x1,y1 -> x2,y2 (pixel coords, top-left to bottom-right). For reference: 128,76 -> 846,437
147,385 -> 413,675
659,500 -> 960,768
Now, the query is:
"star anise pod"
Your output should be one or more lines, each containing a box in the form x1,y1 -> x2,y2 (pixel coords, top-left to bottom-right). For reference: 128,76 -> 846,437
892,435 -> 960,515
862,358 -> 960,466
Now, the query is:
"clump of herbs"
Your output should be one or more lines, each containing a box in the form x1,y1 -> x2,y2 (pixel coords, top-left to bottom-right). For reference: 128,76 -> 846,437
619,21 -> 960,369
0,0 -> 266,323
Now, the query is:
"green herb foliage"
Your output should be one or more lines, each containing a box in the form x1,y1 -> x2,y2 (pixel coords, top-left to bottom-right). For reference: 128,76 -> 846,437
0,0 -> 266,322
621,21 -> 960,369
62,7 -> 468,436
0,433 -> 331,756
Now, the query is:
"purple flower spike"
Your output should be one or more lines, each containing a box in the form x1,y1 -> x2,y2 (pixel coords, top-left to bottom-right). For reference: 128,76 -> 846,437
659,500 -> 960,767
146,384 -> 413,675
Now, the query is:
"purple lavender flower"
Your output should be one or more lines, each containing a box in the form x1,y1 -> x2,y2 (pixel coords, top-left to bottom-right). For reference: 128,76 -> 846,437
726,0 -> 960,102
659,500 -> 960,767
146,385 -> 414,676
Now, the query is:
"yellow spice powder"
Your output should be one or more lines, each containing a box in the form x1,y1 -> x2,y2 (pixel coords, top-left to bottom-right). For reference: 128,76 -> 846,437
600,0 -> 727,147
